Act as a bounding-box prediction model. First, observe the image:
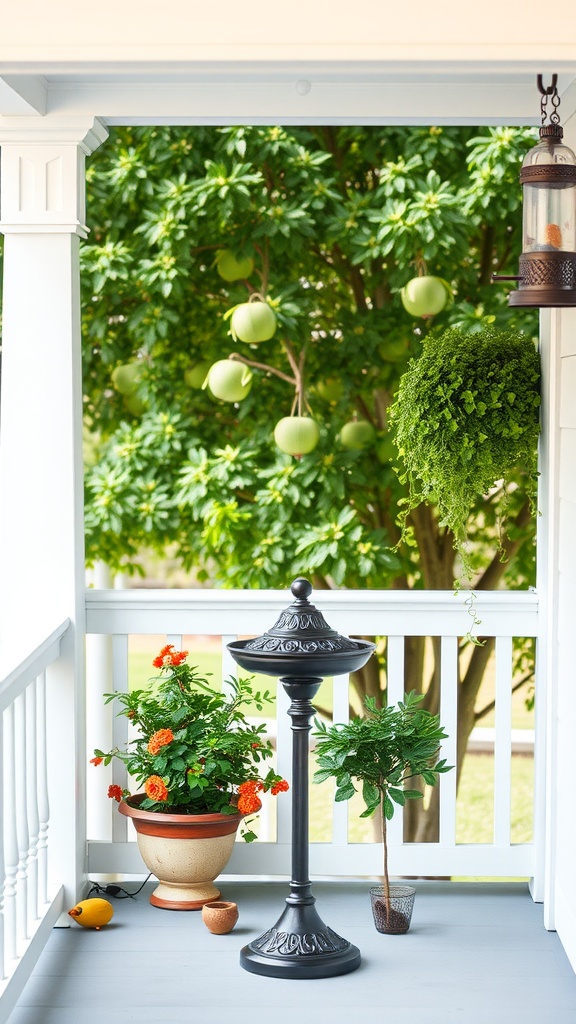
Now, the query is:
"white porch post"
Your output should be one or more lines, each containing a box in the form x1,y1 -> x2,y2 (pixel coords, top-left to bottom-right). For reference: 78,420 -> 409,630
0,116 -> 109,905
539,99 -> 576,967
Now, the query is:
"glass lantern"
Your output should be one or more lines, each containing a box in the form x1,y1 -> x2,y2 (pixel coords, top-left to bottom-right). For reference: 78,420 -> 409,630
509,124 -> 576,306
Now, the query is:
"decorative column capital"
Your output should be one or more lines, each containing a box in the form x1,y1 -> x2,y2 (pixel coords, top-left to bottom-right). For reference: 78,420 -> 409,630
0,116 -> 109,237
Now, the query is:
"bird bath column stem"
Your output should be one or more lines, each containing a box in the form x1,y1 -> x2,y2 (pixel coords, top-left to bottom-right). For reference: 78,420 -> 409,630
239,674 -> 361,979
283,676 -> 320,910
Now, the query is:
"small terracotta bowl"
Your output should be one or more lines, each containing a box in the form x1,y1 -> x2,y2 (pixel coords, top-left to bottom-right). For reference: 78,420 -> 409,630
201,900 -> 239,934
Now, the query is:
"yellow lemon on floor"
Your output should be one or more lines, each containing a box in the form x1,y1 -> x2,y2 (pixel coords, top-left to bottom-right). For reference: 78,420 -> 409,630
68,898 -> 114,929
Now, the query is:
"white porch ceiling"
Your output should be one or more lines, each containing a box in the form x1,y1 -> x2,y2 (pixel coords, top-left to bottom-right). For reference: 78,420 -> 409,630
1,63 -> 576,125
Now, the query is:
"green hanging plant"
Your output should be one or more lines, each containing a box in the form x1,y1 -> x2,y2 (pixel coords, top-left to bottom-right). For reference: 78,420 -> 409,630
388,325 -> 541,587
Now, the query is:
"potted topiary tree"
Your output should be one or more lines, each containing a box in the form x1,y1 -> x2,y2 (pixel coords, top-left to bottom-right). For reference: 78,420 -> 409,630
313,690 -> 452,934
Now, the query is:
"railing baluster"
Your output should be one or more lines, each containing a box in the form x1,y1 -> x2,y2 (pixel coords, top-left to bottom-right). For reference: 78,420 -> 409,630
36,671 -> 49,909
275,683 -> 292,847
86,629 -> 114,840
14,692 -> 29,948
112,634 -> 130,843
439,636 -> 458,847
25,681 -> 40,926
3,703 -> 18,965
386,636 -> 405,850
331,674 -> 351,845
494,636 -> 513,847
221,635 -> 237,698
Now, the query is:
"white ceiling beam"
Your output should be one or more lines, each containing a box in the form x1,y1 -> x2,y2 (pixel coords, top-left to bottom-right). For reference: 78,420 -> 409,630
46,81 -> 540,127
0,75 -> 47,114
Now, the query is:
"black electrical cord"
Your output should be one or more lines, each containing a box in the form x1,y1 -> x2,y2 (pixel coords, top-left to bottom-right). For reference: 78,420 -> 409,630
87,872 -> 153,899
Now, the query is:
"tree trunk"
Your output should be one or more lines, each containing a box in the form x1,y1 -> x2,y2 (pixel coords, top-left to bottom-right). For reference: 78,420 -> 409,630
348,498 -> 534,847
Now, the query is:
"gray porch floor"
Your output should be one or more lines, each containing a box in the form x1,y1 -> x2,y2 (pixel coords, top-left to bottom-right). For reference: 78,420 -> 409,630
10,879 -> 576,1024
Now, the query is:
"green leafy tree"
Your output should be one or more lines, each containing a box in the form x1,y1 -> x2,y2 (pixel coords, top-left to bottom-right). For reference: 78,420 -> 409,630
81,125 -> 539,841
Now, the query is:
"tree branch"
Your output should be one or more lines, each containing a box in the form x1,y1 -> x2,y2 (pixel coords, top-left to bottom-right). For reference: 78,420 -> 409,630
473,671 -> 534,724
228,352 -> 295,386
475,498 -> 533,591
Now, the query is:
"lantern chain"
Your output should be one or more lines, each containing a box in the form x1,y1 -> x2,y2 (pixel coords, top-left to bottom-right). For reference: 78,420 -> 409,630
550,90 -> 561,126
538,73 -> 561,126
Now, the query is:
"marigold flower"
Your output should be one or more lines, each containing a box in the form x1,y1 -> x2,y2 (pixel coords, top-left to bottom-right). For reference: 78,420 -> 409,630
152,644 -> 189,669
170,650 -> 188,666
147,728 -> 175,755
238,779 -> 263,796
238,793 -> 262,815
108,784 -> 123,802
90,756 -> 103,766
144,775 -> 169,802
271,779 -> 290,796
251,742 -> 261,749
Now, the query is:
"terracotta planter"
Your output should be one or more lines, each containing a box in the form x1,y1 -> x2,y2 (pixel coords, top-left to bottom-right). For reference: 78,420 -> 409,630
202,900 -> 239,934
119,795 -> 244,910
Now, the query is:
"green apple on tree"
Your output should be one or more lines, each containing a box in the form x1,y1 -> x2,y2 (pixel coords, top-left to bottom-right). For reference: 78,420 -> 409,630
216,250 -> 255,282
400,276 -> 452,318
123,393 -> 148,416
204,360 -> 253,402
274,416 -> 320,456
340,419 -> 376,450
111,362 -> 145,396
378,338 -> 409,363
229,299 -> 277,344
315,378 -> 344,403
184,361 -> 212,389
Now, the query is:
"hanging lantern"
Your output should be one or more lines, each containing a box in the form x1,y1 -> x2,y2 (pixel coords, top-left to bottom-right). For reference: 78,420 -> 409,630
507,75 -> 576,308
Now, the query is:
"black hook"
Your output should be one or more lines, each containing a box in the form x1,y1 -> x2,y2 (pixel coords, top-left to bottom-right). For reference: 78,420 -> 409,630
537,74 -> 558,96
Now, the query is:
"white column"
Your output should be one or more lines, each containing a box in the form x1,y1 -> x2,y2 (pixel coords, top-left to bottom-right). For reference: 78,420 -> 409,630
541,100 -> 576,967
0,116 -> 109,906
534,307 -> 560,920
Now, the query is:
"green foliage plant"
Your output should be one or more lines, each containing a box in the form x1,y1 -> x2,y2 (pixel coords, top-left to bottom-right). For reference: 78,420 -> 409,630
92,643 -> 288,841
313,691 -> 452,917
387,325 -> 541,585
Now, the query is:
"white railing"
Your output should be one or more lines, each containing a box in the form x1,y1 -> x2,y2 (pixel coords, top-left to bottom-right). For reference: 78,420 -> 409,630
0,619 -> 70,1024
85,587 -> 542,885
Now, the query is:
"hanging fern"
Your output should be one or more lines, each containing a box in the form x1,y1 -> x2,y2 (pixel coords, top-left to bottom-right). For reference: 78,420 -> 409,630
388,326 -> 541,581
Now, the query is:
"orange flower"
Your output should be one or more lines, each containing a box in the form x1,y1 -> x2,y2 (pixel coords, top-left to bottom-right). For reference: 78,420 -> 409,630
90,756 -> 103,766
170,650 -> 188,666
271,779 -> 289,796
152,645 -> 189,669
107,784 -> 123,802
145,775 -> 169,802
238,793 -> 262,814
147,728 -> 174,755
238,780 -> 263,796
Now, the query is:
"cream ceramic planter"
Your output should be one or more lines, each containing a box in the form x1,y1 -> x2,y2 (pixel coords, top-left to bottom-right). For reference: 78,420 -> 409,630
119,796 -> 244,910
